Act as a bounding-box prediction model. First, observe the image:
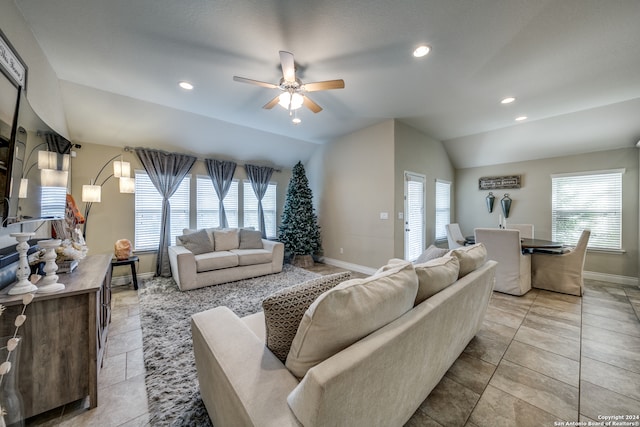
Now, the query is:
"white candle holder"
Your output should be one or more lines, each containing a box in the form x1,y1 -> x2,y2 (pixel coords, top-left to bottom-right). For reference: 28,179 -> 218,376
8,232 -> 38,295
36,239 -> 65,293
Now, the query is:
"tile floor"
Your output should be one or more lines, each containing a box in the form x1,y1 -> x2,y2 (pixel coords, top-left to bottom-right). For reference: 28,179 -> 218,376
27,265 -> 640,426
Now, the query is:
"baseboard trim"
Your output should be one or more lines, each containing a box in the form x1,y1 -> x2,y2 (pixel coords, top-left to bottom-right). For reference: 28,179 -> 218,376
111,272 -> 154,287
584,271 -> 638,287
320,257 -> 377,276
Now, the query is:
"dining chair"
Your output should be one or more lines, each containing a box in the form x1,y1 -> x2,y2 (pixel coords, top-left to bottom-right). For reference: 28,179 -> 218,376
531,229 -> 590,296
446,223 -> 466,249
474,228 -> 531,296
506,223 -> 534,239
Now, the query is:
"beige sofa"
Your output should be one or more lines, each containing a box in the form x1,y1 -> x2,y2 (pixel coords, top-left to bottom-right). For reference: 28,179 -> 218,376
168,228 -> 284,291
191,244 -> 496,426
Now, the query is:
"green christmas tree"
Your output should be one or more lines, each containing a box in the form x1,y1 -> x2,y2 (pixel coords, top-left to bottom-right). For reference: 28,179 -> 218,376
278,161 -> 322,256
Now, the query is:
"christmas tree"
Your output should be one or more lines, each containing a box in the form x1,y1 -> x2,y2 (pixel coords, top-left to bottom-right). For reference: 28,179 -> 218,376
278,161 -> 322,257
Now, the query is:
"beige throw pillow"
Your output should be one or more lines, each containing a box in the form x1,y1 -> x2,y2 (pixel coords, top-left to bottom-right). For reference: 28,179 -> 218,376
448,243 -> 487,278
414,244 -> 449,264
285,261 -> 418,378
262,272 -> 352,362
413,256 -> 460,305
213,228 -> 240,251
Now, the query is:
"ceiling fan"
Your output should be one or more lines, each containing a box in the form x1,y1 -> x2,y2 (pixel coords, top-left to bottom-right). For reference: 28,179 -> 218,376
233,51 -> 345,121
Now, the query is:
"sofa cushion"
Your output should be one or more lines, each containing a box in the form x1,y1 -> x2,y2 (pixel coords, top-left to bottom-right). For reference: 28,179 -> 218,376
448,243 -> 487,278
414,244 -> 449,264
213,228 -> 240,251
239,228 -> 264,249
195,251 -> 239,272
177,229 -> 214,255
262,272 -> 352,362
285,261 -> 418,378
229,249 -> 272,266
413,256 -> 460,304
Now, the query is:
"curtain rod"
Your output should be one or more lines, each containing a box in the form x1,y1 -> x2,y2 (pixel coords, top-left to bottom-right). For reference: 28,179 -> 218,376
123,146 -> 282,172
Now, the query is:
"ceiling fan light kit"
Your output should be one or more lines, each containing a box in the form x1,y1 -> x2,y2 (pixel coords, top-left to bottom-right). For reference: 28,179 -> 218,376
234,51 -> 345,122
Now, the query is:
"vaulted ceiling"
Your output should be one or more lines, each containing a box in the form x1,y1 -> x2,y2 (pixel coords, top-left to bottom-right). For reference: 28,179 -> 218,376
14,0 -> 640,168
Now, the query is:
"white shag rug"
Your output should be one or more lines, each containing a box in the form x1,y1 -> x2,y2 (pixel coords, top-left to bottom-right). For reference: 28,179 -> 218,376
138,265 -> 319,426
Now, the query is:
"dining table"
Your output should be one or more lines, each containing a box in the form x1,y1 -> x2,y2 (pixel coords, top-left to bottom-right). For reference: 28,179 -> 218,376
465,235 -> 566,253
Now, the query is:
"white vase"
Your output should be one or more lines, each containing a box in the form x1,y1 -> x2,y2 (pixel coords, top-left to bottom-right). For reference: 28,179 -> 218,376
0,335 -> 24,427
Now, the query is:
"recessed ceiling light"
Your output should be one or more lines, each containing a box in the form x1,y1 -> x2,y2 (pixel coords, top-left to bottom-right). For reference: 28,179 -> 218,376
413,45 -> 431,58
179,81 -> 194,90
515,116 -> 527,121
501,97 -> 516,104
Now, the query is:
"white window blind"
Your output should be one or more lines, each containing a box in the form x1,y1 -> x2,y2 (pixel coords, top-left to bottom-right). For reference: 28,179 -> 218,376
405,172 -> 425,261
434,180 -> 451,241
551,170 -> 623,250
243,181 -> 277,239
196,176 -> 238,229
40,187 -> 66,219
134,171 -> 190,251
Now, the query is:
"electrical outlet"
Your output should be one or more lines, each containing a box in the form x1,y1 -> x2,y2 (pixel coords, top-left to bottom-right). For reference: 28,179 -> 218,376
340,247 -> 344,254
379,212 -> 389,220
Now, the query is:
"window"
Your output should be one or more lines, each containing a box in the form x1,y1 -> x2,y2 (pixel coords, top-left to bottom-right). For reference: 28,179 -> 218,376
434,179 -> 451,241
40,187 -> 66,219
134,171 -> 190,251
196,176 -> 238,229
551,169 -> 623,250
243,181 -> 277,239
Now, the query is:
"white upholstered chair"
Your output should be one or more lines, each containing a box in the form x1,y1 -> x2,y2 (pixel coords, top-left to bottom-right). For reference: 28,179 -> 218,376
474,228 -> 531,296
531,229 -> 590,296
446,223 -> 466,249
506,224 -> 534,239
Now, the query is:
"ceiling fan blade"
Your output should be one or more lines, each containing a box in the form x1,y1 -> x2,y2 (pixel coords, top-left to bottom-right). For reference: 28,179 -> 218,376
233,76 -> 278,89
303,79 -> 345,92
279,51 -> 296,82
303,96 -> 323,113
263,95 -> 280,109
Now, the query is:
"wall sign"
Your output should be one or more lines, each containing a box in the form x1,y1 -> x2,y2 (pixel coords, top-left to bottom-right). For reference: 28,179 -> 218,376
478,175 -> 521,190
0,29 -> 27,90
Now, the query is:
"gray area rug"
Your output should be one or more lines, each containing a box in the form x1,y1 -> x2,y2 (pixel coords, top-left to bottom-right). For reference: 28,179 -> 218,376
138,265 -> 319,426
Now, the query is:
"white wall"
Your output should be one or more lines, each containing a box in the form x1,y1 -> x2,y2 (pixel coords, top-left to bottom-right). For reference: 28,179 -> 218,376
307,120 -> 395,270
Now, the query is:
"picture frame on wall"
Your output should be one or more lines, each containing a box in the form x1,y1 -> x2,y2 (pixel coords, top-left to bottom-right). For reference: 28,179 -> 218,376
0,28 -> 28,91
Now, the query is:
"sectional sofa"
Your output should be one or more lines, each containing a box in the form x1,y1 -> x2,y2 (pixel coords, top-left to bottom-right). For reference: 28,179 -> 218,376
191,243 -> 496,426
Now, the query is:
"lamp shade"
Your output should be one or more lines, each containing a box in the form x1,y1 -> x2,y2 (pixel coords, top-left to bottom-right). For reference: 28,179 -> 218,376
19,178 -> 28,198
61,154 -> 71,171
38,151 -> 57,170
278,92 -> 303,110
113,160 -> 131,178
119,177 -> 135,193
82,184 -> 101,203
41,169 -> 68,187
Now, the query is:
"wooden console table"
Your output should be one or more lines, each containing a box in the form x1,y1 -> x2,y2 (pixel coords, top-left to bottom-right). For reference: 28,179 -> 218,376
0,253 -> 112,419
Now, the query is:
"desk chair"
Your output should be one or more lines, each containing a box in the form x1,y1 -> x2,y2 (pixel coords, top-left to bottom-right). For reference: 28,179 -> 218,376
446,223 -> 466,249
531,229 -> 590,296
506,224 -> 534,239
474,228 -> 531,296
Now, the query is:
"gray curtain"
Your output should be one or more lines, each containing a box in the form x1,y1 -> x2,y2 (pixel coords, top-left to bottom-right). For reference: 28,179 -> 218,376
135,148 -> 196,277
245,164 -> 274,238
205,159 -> 237,228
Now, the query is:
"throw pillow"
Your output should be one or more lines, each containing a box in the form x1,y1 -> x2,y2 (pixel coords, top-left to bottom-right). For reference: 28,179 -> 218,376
414,244 -> 449,264
285,261 -> 418,378
448,243 -> 487,278
177,229 -> 213,255
262,272 -> 352,362
413,255 -> 460,305
239,228 -> 264,249
213,228 -> 240,251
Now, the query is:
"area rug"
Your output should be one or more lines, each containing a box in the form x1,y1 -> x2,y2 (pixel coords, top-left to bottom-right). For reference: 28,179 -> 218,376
138,265 -> 320,426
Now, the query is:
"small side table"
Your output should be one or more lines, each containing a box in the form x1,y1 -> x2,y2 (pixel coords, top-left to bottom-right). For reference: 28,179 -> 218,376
111,255 -> 139,290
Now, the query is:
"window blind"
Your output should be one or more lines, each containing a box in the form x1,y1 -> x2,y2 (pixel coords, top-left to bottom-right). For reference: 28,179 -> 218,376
434,180 -> 451,241
196,176 -> 238,229
551,170 -> 622,250
134,171 -> 190,251
405,173 -> 425,261
40,187 -> 66,219
243,180 -> 277,239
